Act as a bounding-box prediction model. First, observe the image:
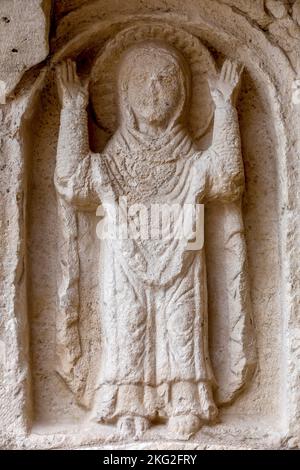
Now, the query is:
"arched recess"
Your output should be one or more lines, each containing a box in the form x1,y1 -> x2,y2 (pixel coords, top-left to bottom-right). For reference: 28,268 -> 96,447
22,0 -> 299,446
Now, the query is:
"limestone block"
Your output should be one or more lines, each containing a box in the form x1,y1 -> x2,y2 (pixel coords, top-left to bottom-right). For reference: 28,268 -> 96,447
0,0 -> 50,102
0,0 -> 300,451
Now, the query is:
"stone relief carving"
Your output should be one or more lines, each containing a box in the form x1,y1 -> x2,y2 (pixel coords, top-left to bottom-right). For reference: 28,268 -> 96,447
2,0 -> 299,451
53,24 -> 256,439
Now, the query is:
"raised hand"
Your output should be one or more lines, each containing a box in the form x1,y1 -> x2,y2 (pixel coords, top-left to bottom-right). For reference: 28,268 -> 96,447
56,59 -> 89,109
208,60 -> 243,108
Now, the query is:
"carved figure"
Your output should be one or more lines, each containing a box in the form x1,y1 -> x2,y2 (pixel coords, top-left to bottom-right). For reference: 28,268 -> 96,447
54,29 -> 252,438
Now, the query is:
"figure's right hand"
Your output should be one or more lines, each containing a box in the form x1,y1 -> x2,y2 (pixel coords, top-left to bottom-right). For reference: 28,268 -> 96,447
56,59 -> 89,109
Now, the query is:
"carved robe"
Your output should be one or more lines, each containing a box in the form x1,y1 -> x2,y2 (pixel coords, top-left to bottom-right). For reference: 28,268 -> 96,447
55,100 -> 244,421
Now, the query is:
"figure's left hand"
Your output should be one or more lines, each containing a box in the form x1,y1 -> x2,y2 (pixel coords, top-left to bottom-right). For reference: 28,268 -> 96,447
208,60 -> 243,108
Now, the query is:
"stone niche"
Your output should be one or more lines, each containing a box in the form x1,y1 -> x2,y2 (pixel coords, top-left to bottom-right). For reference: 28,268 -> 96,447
0,0 -> 300,450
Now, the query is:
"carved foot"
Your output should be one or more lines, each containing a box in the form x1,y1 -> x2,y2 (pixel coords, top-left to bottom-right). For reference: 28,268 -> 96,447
117,415 -> 150,439
168,414 -> 202,438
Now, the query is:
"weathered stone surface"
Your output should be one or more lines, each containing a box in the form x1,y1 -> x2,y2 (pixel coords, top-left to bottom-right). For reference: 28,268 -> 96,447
265,0 -> 288,19
0,0 -> 50,101
0,0 -> 300,450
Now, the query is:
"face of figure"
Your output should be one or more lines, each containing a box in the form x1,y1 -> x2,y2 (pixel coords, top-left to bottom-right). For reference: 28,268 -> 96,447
127,53 -> 183,126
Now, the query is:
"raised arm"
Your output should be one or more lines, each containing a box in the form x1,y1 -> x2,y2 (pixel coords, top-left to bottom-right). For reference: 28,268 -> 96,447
195,60 -> 244,203
54,60 -> 101,210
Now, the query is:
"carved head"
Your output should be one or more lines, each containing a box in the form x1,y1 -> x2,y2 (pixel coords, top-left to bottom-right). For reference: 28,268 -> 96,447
118,42 -> 191,130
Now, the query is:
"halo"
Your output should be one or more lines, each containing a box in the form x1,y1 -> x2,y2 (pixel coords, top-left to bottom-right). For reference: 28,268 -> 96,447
90,23 -> 217,141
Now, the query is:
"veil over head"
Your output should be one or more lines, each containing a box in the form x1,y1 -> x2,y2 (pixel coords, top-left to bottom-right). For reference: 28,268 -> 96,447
89,23 -> 217,143
116,41 -> 191,133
